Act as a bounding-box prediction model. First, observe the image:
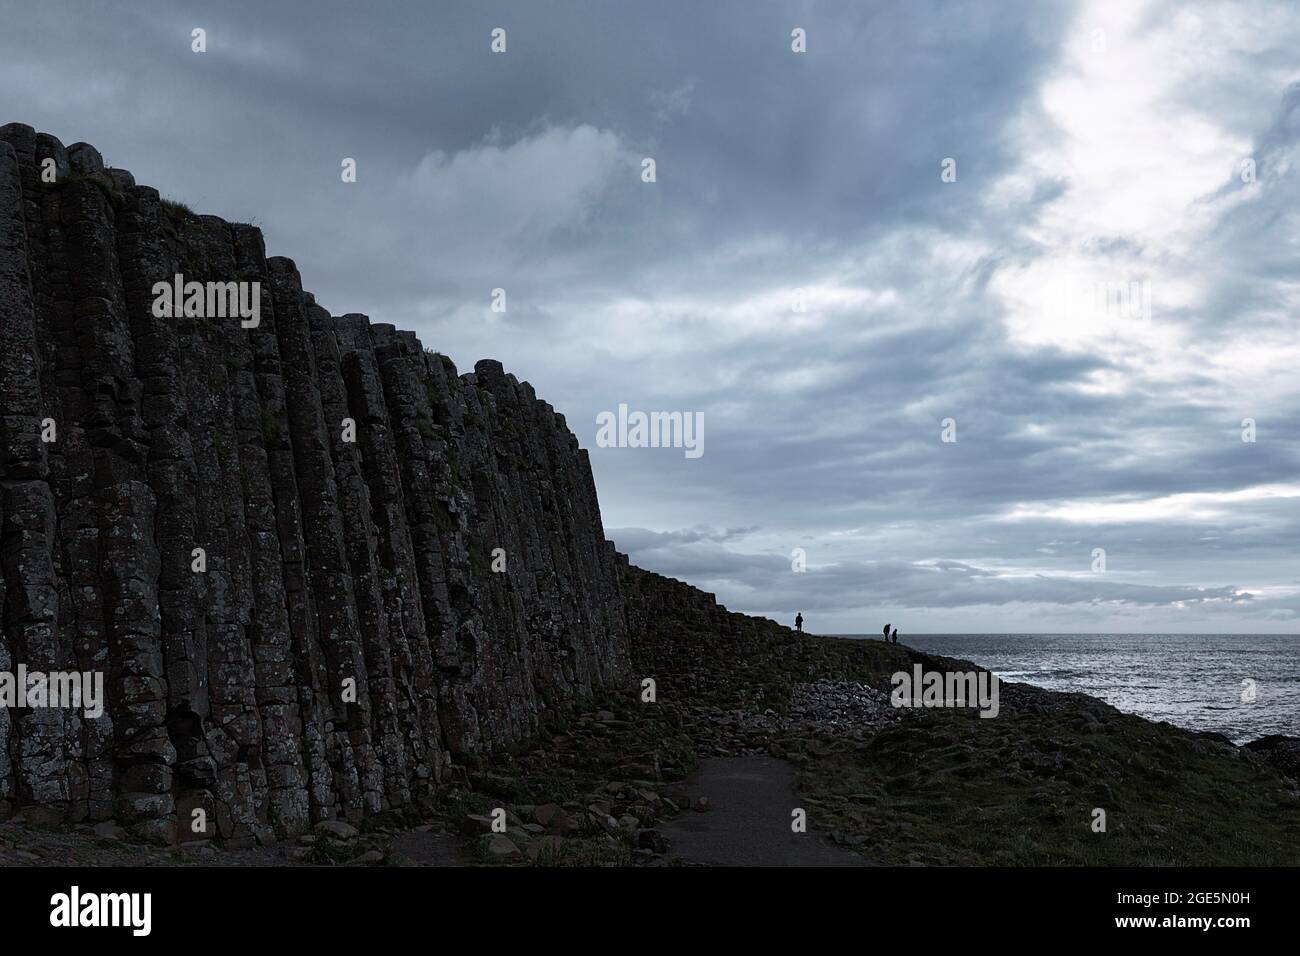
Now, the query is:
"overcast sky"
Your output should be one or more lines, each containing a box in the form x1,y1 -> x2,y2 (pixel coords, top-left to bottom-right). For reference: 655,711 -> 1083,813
3,0 -> 1298,633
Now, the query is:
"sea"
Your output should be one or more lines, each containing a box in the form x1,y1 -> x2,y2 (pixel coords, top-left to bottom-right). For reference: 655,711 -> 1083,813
835,633 -> 1299,744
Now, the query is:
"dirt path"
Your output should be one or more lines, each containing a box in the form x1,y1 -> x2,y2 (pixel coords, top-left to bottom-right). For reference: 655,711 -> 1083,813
660,755 -> 872,866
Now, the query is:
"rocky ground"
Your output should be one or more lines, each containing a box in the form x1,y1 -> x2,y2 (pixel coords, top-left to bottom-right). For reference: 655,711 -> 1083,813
0,699 -> 708,866
0,672 -> 900,867
5,621 -> 1295,867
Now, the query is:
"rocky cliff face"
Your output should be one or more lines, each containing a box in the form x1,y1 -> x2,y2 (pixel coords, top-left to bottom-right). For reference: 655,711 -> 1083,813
0,124 -> 636,844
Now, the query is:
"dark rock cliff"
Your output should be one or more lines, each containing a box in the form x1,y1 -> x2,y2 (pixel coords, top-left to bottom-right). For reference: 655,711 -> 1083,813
0,124 -> 646,844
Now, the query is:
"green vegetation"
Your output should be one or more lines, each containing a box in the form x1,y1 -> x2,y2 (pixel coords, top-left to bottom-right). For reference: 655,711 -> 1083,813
160,196 -> 196,218
791,701 -> 1300,865
529,833 -> 634,867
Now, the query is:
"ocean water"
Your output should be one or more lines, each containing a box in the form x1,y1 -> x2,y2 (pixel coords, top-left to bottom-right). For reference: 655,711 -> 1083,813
837,633 -> 1299,744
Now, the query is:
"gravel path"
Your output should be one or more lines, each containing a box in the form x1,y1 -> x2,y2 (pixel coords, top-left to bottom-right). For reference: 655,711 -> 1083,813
660,756 -> 872,867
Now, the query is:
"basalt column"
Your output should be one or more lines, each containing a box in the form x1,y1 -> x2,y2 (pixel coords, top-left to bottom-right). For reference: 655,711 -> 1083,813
0,124 -> 633,841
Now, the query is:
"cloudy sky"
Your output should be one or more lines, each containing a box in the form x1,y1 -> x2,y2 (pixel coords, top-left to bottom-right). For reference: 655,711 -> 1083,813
3,0 -> 1298,632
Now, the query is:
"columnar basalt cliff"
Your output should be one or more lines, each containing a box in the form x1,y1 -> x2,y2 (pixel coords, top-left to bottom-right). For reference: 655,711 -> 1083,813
9,128 -> 1298,875
0,124 -> 640,844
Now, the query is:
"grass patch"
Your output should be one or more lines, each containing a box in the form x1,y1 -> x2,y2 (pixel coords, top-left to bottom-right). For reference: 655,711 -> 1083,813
793,704 -> 1300,865
161,197 -> 196,218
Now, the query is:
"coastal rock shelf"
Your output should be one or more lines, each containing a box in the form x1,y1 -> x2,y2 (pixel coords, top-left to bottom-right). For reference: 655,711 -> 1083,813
0,124 -> 648,843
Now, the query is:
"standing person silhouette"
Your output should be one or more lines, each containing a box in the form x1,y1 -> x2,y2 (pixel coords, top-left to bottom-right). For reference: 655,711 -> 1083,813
891,627 -> 899,645
795,612 -> 803,633
882,623 -> 891,642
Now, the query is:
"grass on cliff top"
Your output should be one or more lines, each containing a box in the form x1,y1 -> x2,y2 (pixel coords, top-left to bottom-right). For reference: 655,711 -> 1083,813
161,196 -> 196,218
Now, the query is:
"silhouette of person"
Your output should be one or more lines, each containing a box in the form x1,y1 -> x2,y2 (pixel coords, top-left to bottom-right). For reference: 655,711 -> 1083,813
891,627 -> 899,645
795,612 -> 803,633
882,623 -> 891,642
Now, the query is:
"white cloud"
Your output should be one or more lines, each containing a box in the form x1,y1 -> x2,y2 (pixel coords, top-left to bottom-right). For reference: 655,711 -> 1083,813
406,124 -> 626,238
1001,483 -> 1300,524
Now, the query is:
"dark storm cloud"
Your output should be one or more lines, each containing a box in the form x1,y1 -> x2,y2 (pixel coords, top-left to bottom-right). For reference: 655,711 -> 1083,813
2,0 -> 1295,631
2,0 -> 1076,308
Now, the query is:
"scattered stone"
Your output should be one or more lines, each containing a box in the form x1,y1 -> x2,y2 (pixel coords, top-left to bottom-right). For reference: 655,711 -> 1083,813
179,843 -> 217,862
92,822 -> 126,841
459,814 -> 495,836
532,804 -> 572,833
486,835 -> 521,860
636,829 -> 669,853
315,820 -> 360,840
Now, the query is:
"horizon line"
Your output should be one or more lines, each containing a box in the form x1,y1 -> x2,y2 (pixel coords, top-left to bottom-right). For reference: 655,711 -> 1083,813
817,631 -> 1300,637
